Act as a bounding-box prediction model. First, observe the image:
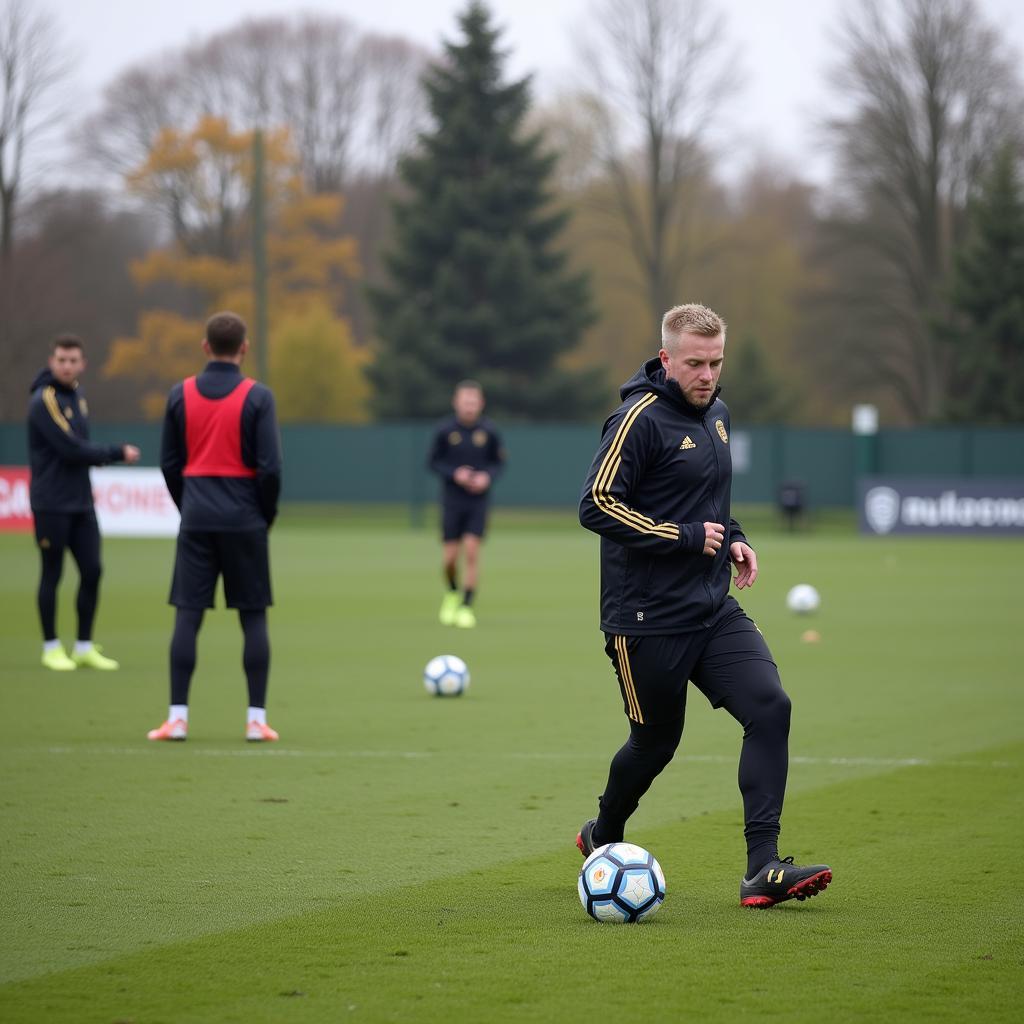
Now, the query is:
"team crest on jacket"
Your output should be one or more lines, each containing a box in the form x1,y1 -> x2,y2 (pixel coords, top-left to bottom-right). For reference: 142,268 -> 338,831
64,406 -> 74,420
80,399 -> 88,416
472,429 -> 488,447
715,419 -> 728,443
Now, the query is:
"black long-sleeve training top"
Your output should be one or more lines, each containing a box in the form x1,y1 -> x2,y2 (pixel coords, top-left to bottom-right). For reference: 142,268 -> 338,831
428,415 -> 505,500
26,368 -> 126,513
579,358 -> 748,635
160,362 -> 282,531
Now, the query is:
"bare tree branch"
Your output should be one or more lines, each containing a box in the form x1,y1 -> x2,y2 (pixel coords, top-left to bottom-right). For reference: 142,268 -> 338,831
573,0 -> 736,330
74,14 -> 431,210
821,0 -> 1024,420
0,0 -> 71,259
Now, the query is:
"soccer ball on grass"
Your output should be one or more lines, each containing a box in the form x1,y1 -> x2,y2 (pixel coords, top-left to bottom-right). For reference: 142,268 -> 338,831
786,583 -> 820,614
423,655 -> 470,697
578,843 -> 666,923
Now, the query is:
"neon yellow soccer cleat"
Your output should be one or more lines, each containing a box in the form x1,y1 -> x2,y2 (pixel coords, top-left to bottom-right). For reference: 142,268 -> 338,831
41,647 -> 77,671
453,605 -> 477,629
72,645 -> 120,670
439,591 -> 461,625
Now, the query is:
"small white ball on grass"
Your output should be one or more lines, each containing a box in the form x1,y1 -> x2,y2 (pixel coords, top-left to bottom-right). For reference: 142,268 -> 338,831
786,584 -> 820,614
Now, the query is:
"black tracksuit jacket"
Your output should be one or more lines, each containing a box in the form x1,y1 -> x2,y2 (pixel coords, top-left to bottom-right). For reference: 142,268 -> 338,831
428,415 -> 505,501
26,369 -> 126,513
160,362 -> 282,531
579,358 -> 748,635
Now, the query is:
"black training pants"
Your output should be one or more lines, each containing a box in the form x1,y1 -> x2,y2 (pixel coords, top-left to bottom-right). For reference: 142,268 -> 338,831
599,597 -> 791,857
169,607 -> 270,708
33,510 -> 103,642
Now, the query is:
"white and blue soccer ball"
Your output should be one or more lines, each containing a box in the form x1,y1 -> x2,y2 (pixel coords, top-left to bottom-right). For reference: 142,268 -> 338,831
423,655 -> 470,697
786,583 -> 821,614
578,843 -> 666,923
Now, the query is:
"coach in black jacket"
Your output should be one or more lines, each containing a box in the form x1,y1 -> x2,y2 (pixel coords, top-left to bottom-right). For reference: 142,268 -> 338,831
576,303 -> 831,909
27,335 -> 139,671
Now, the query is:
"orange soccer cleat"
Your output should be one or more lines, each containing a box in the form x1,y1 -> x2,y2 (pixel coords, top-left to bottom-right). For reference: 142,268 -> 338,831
246,720 -> 279,742
147,718 -> 188,742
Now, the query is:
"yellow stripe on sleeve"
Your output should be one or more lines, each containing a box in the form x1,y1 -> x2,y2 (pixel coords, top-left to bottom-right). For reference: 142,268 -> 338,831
591,394 -> 680,541
42,387 -> 72,435
594,395 -> 655,499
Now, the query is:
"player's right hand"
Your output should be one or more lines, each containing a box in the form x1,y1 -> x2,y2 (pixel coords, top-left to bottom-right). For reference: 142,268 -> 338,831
467,471 -> 490,494
123,444 -> 141,464
702,522 -> 725,556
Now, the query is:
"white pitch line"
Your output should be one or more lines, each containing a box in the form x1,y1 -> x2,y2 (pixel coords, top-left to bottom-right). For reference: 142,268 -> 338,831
44,746 -> 428,759
40,746 -> 1016,768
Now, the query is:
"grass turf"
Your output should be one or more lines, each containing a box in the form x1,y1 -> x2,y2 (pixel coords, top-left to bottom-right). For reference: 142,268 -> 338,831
0,509 -> 1021,1022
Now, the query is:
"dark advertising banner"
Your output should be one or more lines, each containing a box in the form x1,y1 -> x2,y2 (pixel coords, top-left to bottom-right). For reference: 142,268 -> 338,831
859,478 -> 1024,535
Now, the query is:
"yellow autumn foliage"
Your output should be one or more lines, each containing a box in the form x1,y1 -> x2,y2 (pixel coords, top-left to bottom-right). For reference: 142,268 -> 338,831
105,310 -> 206,417
270,302 -> 370,422
106,117 -> 365,422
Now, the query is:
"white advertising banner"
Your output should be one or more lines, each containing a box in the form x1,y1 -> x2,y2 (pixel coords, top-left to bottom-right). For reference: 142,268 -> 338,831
90,467 -> 180,537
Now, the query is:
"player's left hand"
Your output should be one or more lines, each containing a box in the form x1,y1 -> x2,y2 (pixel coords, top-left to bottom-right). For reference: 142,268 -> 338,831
468,471 -> 490,494
730,542 -> 758,589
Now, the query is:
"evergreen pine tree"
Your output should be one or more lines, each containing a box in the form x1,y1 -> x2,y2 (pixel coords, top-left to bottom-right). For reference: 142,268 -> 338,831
940,145 -> 1024,423
367,1 -> 603,420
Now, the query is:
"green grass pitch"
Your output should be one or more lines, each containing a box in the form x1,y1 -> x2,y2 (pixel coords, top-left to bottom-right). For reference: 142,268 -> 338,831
1,509 -> 1021,1022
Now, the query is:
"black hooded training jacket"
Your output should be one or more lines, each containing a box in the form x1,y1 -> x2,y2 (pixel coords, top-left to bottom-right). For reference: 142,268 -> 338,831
427,415 -> 506,501
579,358 -> 748,635
26,369 -> 125,513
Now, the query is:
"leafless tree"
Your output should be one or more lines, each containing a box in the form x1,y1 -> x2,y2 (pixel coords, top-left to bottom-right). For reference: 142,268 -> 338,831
192,18 -> 284,127
574,0 -> 736,332
68,14 -> 430,353
356,34 -> 431,182
77,58 -> 188,185
76,14 -> 430,204
274,16 -> 365,193
821,0 -> 1024,422
0,0 -> 70,260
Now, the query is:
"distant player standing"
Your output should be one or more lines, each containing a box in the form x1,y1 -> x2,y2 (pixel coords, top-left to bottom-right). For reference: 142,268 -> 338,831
576,304 -> 831,908
27,335 -> 141,671
148,312 -> 282,742
428,380 -> 505,628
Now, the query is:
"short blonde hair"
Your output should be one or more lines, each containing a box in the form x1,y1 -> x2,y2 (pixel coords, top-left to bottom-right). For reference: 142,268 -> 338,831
661,303 -> 726,347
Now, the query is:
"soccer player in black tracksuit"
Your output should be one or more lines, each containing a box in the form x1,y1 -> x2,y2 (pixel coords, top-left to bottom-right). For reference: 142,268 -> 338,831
428,380 -> 505,629
576,304 -> 831,908
147,312 -> 282,743
27,335 -> 141,672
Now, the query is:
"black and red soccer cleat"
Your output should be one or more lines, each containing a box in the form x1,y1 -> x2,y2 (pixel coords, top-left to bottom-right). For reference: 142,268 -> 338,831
740,856 -> 832,908
576,818 -> 600,857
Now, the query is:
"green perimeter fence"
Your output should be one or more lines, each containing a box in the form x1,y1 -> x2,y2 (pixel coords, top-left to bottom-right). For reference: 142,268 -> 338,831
2,423 -> 1023,510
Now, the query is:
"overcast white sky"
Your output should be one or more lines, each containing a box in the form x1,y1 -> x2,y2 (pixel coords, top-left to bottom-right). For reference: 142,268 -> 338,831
48,0 -> 1024,185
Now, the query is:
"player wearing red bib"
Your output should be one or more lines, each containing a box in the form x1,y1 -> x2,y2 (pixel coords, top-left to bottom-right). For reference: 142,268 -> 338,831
148,312 -> 283,742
